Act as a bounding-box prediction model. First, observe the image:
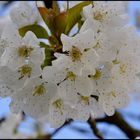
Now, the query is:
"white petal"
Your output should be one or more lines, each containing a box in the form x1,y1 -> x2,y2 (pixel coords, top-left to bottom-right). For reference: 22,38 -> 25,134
49,106 -> 66,128
17,77 -> 57,119
72,99 -> 90,121
1,22 -> 22,47
0,80 -> 14,98
10,1 -> 38,28
1,47 -> 25,71
29,62 -> 42,78
23,31 -> 39,47
0,66 -> 26,90
0,39 -> 8,57
30,47 -> 45,65
61,29 -> 95,52
61,34 -> 73,52
82,49 -> 99,71
75,76 -> 93,96
58,80 -> 78,104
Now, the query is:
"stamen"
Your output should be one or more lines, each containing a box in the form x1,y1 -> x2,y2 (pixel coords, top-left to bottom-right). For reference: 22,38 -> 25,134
94,11 -> 108,21
18,45 -> 33,58
53,99 -> 63,115
81,96 -> 90,105
88,69 -> 102,80
69,46 -> 82,62
18,65 -> 32,79
119,63 -> 126,74
112,59 -> 120,65
66,71 -> 76,81
33,84 -> 46,96
110,91 -> 116,98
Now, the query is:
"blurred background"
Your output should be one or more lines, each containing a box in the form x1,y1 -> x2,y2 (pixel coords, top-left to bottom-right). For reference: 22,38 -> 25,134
0,1 -> 140,139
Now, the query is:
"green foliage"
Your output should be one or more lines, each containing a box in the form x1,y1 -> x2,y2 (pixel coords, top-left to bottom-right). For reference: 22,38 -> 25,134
38,7 -> 56,35
19,24 -> 49,39
39,42 -> 55,68
64,1 -> 93,34
38,1 -> 92,37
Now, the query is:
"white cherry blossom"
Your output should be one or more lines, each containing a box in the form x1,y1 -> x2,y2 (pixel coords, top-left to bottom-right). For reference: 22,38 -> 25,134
82,2 -> 129,34
46,95 -> 74,128
87,62 -> 130,116
42,55 -> 93,104
61,29 -> 99,73
0,61 -> 42,90
10,77 -> 57,119
70,93 -> 103,121
1,23 -> 45,71
10,1 -> 40,28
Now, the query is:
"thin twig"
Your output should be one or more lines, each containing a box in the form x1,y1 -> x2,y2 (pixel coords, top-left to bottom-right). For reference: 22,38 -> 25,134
0,117 -> 5,124
67,1 -> 69,10
49,119 -> 73,138
88,117 -> 103,139
43,1 -> 53,9
33,119 -> 73,139
96,111 -> 140,139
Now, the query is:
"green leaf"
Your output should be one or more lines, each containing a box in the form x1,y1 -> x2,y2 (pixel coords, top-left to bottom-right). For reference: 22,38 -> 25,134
64,1 -> 93,34
39,42 -> 55,68
19,24 -> 49,39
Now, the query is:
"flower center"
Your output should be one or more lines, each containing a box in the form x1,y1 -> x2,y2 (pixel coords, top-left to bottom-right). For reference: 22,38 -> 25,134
66,71 -> 76,81
53,99 -> 63,115
110,91 -> 116,98
53,99 -> 63,109
70,46 -> 82,62
81,96 -> 90,105
88,69 -> 102,80
93,42 -> 100,49
119,63 -> 126,74
18,65 -> 32,79
112,59 -> 120,65
18,45 -> 33,58
33,84 -> 46,96
94,11 -> 107,21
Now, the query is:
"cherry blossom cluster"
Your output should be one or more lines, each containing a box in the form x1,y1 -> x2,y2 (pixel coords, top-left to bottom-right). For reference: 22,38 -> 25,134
0,1 -> 140,128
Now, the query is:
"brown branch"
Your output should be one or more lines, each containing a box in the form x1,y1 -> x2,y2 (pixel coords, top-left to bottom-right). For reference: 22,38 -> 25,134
96,111 -> 140,139
0,117 -> 5,124
43,1 -> 53,9
33,119 -> 73,139
88,117 -> 103,139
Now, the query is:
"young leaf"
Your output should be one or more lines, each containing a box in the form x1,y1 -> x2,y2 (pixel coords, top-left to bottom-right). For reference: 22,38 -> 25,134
64,1 -> 93,34
52,1 -> 60,15
40,42 -> 55,67
38,7 -> 56,34
54,12 -> 67,38
19,24 -> 49,39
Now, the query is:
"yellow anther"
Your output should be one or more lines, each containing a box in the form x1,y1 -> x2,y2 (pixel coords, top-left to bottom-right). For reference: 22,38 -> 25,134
33,84 -> 46,96
18,45 -> 33,58
53,99 -> 63,115
110,91 -> 116,98
18,65 -> 32,79
94,11 -> 108,21
81,96 -> 90,105
66,71 -> 76,81
70,46 -> 82,62
88,69 -> 102,80
119,63 -> 126,74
